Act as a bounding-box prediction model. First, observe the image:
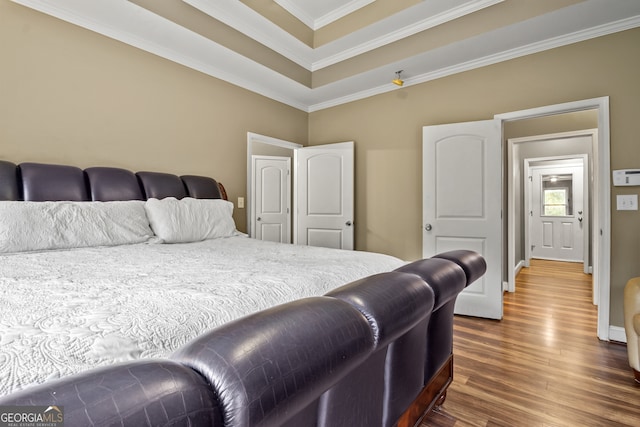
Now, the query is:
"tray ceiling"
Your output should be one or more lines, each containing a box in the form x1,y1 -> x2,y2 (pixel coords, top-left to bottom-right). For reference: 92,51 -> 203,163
11,0 -> 640,112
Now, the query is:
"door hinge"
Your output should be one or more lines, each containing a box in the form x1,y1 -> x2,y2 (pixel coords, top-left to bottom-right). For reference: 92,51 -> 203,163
529,176 -> 533,182
531,244 -> 535,252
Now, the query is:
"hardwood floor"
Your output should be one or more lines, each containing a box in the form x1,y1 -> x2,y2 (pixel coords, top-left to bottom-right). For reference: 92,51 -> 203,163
422,259 -> 640,426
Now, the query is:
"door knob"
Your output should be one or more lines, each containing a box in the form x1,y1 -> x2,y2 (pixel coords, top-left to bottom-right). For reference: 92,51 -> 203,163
425,224 -> 432,231
257,217 -> 262,221
345,221 -> 352,226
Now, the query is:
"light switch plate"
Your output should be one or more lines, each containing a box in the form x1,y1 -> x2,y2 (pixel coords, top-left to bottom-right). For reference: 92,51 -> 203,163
616,194 -> 638,210
237,197 -> 245,209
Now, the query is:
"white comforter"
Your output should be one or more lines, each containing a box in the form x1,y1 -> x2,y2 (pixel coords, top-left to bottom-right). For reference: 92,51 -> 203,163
0,236 -> 404,395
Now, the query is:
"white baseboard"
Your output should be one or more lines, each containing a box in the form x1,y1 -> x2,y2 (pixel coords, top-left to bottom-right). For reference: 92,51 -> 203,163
505,260 -> 526,293
609,326 -> 627,343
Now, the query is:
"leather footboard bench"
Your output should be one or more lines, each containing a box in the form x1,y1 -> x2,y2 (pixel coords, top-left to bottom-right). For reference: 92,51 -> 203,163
0,250 -> 485,427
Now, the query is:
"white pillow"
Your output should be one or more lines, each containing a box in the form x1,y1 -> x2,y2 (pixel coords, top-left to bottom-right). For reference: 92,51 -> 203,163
0,200 -> 154,253
144,197 -> 237,243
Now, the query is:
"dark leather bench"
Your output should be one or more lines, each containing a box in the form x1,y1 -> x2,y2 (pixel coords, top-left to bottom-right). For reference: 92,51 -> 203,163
0,250 -> 485,427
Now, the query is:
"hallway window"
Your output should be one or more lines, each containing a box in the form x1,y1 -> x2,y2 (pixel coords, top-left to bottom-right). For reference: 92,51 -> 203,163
542,174 -> 572,216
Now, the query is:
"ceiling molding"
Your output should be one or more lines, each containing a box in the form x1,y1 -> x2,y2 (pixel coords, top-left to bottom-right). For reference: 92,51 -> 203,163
10,0 -> 640,113
311,0 -> 503,70
273,0 -> 315,29
274,0 -> 375,30
11,0 -> 314,109
312,0 -> 375,30
183,0 -> 314,70
307,13 -> 640,112
182,0 -> 501,72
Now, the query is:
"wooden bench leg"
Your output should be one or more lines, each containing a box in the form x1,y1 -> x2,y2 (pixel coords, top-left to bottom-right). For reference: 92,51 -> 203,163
397,355 -> 454,427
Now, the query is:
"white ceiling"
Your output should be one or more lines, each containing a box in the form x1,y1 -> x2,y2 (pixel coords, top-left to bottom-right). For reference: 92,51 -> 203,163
10,0 -> 640,112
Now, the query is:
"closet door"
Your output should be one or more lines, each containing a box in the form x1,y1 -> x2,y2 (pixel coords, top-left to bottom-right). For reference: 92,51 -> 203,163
252,155 -> 290,243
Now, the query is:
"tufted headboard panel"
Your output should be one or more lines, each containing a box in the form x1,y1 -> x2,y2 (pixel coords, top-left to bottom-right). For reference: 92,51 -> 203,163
0,161 -> 19,201
136,171 -> 188,200
20,163 -> 89,202
181,175 -> 223,199
85,167 -> 144,201
0,161 -> 226,202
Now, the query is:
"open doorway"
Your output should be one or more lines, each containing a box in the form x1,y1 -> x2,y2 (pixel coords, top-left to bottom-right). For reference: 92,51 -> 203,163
506,126 -> 596,294
524,155 -> 589,269
508,128 -> 596,285
497,97 -> 612,341
246,133 -> 300,242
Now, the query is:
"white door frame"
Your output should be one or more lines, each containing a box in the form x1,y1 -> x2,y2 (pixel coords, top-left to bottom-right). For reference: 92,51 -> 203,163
247,133 -> 301,238
496,96 -> 611,341
524,156 -> 589,268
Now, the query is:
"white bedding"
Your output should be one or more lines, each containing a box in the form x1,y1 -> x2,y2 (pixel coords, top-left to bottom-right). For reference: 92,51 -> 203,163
0,236 -> 404,396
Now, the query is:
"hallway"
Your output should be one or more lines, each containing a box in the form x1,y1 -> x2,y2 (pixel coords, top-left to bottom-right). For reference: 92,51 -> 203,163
424,259 -> 640,426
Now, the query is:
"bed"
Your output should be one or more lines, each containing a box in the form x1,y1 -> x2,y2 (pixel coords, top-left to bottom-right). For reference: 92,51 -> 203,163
0,160 -> 405,396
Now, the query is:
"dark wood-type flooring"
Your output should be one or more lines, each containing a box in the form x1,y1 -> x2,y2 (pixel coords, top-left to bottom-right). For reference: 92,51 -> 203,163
422,259 -> 640,426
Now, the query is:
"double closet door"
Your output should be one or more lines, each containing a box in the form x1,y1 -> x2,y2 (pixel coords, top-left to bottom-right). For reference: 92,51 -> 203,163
250,139 -> 354,250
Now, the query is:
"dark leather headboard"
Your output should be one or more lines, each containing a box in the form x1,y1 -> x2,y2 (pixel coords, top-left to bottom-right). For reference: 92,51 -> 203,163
136,171 -> 188,200
0,161 -> 225,202
181,175 -> 223,199
0,160 -> 19,201
20,163 -> 89,202
85,167 -> 144,201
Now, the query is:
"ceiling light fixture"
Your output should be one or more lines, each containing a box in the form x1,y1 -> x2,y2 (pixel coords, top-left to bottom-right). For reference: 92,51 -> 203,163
392,70 -> 404,86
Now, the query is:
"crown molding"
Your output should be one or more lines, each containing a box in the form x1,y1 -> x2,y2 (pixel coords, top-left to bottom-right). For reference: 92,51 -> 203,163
11,0 -> 314,109
273,0 -> 316,30
181,0 -> 500,71
273,0 -> 316,29
182,0 -> 314,70
274,0 -> 376,30
307,13 -> 640,112
313,0 -> 375,30
311,0 -> 503,70
10,0 -> 640,113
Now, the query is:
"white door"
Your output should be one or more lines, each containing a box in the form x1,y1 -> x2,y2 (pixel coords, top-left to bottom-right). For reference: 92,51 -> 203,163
252,156 -> 291,243
423,120 -> 503,319
530,165 -> 584,262
294,141 -> 354,250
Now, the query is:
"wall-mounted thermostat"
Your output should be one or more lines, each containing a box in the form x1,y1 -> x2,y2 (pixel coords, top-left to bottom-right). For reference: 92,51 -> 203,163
613,169 -> 640,186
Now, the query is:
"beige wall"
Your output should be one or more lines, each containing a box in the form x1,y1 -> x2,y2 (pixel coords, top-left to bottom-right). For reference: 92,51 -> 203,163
309,28 -> 640,328
0,0 -> 308,231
